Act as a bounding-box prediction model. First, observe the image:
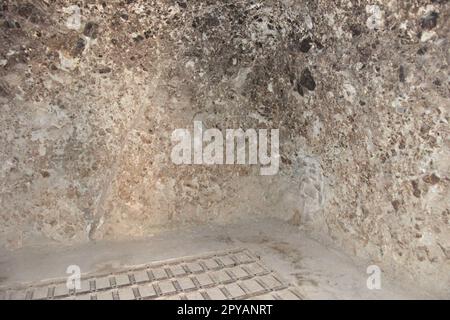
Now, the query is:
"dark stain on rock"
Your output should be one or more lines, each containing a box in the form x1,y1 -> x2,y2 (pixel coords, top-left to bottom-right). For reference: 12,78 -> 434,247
314,40 -> 324,50
192,14 -> 220,31
433,79 -> 441,86
289,34 -> 314,53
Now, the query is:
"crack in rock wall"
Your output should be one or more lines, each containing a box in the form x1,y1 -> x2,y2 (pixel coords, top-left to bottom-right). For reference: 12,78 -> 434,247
0,0 -> 449,294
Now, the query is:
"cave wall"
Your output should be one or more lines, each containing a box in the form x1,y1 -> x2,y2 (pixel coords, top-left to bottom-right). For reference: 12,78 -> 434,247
0,0 -> 449,293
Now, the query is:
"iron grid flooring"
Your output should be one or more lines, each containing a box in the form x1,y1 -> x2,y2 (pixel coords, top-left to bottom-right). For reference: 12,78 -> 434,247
0,248 -> 302,300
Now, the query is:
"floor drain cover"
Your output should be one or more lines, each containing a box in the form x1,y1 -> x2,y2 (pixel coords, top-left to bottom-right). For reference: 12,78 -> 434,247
0,248 -> 302,300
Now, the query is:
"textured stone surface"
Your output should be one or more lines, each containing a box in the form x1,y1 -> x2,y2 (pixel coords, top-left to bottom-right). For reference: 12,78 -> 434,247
0,0 -> 449,294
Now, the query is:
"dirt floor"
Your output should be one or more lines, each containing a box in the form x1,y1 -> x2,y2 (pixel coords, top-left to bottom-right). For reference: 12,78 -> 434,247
0,217 -> 442,299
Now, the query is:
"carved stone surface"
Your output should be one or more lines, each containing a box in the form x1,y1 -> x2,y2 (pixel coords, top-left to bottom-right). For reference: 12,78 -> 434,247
0,0 -> 449,294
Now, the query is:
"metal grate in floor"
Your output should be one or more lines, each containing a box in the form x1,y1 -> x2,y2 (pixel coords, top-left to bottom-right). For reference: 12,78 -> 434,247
0,248 -> 302,300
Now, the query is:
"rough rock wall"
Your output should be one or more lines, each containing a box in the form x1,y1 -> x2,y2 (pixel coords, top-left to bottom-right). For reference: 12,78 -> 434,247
0,0 -> 449,293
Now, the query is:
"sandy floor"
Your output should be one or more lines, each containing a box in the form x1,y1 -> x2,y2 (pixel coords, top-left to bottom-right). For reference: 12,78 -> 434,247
0,218 -> 442,299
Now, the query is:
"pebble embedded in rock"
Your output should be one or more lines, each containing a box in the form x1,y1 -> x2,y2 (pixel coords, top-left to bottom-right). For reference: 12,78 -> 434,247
17,3 -> 43,24
133,34 -> 144,42
299,68 -> 316,91
72,38 -> 86,56
391,200 -> 401,211
177,1 -> 187,9
296,82 -> 304,96
399,65 -> 406,82
422,173 -> 440,185
18,3 -> 35,18
40,170 -> 50,178
98,66 -> 112,74
411,180 -> 421,198
3,20 -> 17,28
417,47 -> 427,55
299,37 -> 312,53
83,21 -> 99,39
0,84 -> 9,97
350,24 -> 363,37
421,12 -> 439,30
144,30 -> 152,38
